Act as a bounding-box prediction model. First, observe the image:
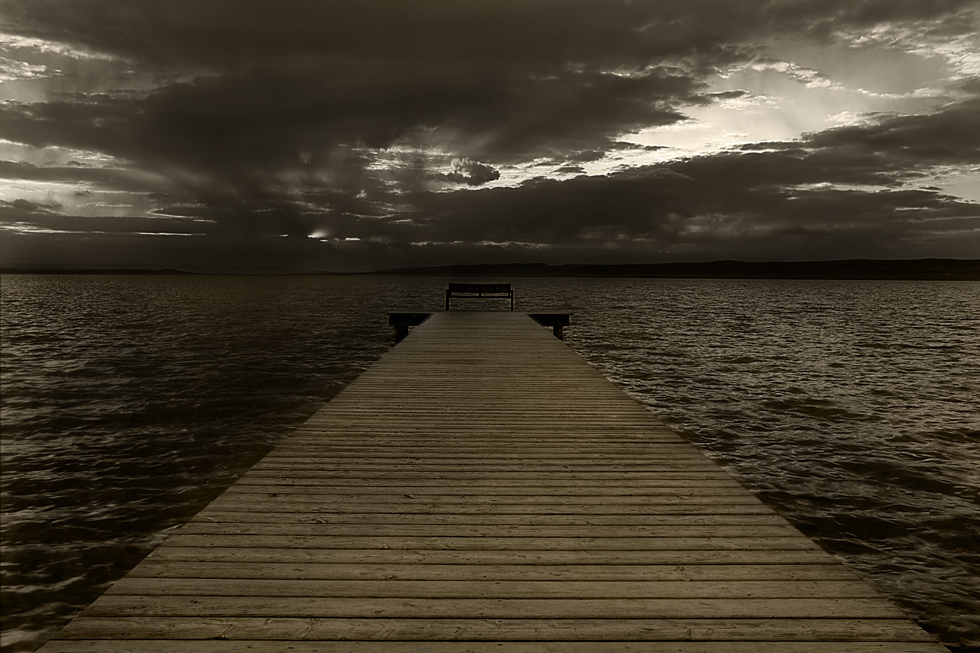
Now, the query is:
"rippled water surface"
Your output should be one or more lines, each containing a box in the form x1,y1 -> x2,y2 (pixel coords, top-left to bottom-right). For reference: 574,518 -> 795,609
2,275 -> 978,651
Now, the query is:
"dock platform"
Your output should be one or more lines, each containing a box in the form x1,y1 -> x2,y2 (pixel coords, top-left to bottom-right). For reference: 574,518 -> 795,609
39,311 -> 946,651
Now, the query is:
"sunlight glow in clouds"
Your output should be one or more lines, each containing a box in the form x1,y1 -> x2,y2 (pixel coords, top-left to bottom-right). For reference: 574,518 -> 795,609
0,32 -> 118,61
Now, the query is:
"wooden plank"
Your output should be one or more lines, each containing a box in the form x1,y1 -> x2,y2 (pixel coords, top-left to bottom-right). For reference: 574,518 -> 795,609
247,463 -> 725,472
264,444 -> 695,451
84,595 -> 909,619
214,490 -> 759,502
38,642 -> 952,652
222,472 -> 746,481
161,534 -> 820,550
105,578 -> 880,599
224,485 -> 750,494
57,617 -> 936,641
188,512 -> 788,526
176,524 -> 800,538
191,503 -> 777,514
245,455 -> 734,465
140,548 -> 843,566
279,438 -> 688,444
37,311 -> 944,652
126,563 -> 860,581
233,478 -> 748,488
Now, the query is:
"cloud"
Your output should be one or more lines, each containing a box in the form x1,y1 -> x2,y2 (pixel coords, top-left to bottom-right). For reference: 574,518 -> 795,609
433,158 -> 500,186
0,55 -> 49,82
0,1 -> 977,270
805,96 -> 980,165
3,1 -> 747,69
4,95 -> 978,269
3,198 -> 62,214
8,0 -> 975,71
346,99 -> 980,261
0,159 -> 169,194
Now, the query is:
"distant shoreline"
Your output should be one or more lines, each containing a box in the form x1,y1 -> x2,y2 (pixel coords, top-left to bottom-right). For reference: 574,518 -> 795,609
368,259 -> 980,281
2,259 -> 979,280
0,268 -> 196,276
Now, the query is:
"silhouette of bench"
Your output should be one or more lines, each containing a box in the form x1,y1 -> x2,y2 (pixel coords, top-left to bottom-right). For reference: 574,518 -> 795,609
445,282 -> 514,311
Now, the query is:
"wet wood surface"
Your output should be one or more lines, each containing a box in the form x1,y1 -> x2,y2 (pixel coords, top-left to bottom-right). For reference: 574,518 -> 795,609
39,311 -> 947,651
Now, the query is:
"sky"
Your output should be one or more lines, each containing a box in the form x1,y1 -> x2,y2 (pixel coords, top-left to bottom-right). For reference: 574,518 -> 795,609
1,0 -> 978,272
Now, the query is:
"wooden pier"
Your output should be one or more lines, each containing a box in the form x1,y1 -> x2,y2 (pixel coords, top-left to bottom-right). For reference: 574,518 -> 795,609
39,311 -> 946,651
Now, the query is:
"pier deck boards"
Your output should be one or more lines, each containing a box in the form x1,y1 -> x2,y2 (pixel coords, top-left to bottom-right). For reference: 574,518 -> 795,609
40,311 -> 946,652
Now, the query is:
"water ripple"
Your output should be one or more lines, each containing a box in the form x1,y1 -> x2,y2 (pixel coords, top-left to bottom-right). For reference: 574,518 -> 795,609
2,275 -> 978,652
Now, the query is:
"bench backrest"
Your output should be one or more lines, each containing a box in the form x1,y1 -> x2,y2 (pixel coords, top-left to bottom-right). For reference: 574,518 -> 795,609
446,283 -> 514,310
447,282 -> 511,295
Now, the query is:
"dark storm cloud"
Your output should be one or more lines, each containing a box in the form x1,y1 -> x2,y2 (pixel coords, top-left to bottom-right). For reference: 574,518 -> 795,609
1,0 -> 978,270
390,174 -> 978,263
412,168 -> 695,245
758,0 -> 979,37
0,61 -> 701,234
0,97 -> 137,155
372,99 -> 980,260
1,62 -> 700,164
1,0 -> 745,178
805,97 -> 980,165
3,95 -> 977,268
8,0 -> 977,69
14,0 -> 969,182
3,1 -> 751,68
3,198 -> 61,215
433,158 -> 500,186
5,0 -> 974,172
0,159 -> 169,194
0,201 -> 213,235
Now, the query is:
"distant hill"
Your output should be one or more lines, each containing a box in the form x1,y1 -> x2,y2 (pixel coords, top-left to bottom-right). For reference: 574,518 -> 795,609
371,259 -> 980,280
0,268 -> 193,275
4,259 -> 978,279
0,267 -> 338,275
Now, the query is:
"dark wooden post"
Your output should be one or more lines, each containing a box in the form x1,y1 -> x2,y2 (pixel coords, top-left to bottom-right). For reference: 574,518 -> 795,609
388,313 -> 433,343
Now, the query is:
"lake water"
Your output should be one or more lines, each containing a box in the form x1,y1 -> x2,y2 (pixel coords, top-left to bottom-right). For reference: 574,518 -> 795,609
1,274 -> 978,652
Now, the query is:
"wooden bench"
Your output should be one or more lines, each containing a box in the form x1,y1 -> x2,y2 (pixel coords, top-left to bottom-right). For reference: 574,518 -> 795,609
445,282 -> 514,311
